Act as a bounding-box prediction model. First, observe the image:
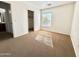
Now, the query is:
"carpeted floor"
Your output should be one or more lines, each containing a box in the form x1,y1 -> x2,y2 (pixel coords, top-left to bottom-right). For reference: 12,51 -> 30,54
0,31 -> 75,57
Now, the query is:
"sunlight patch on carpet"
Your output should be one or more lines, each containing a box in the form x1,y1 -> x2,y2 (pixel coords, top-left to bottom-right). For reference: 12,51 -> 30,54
35,31 -> 53,48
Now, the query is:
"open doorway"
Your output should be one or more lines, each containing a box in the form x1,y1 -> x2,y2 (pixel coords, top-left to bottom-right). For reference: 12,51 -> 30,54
0,1 -> 13,40
28,10 -> 34,32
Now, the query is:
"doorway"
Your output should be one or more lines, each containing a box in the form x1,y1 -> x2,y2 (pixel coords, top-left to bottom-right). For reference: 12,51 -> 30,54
28,10 -> 34,32
0,1 -> 13,39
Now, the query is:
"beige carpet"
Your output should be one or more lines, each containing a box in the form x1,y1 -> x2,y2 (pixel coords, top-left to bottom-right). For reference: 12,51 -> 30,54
0,31 -> 76,57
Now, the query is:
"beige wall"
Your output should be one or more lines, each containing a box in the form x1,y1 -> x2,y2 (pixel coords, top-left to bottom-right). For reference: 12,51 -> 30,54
41,2 -> 75,35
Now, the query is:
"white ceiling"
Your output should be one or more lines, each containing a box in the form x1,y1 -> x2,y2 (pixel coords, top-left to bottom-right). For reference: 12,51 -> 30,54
5,1 -> 74,9
30,1 -> 73,9
27,1 -> 74,9
27,1 -> 70,6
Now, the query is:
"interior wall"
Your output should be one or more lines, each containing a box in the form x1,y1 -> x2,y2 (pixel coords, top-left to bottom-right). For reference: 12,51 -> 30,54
11,2 -> 28,37
34,10 -> 40,31
71,2 -> 79,57
25,2 -> 41,31
41,2 -> 75,35
9,2 -> 40,37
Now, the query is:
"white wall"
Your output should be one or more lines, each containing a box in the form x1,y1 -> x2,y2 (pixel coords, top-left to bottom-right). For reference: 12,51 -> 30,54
24,2 -> 41,31
41,2 -> 75,35
8,2 -> 40,37
34,10 -> 40,31
71,2 -> 79,57
11,2 -> 28,37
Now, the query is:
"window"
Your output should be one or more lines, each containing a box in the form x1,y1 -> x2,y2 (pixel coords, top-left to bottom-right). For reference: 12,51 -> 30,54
41,12 -> 52,27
